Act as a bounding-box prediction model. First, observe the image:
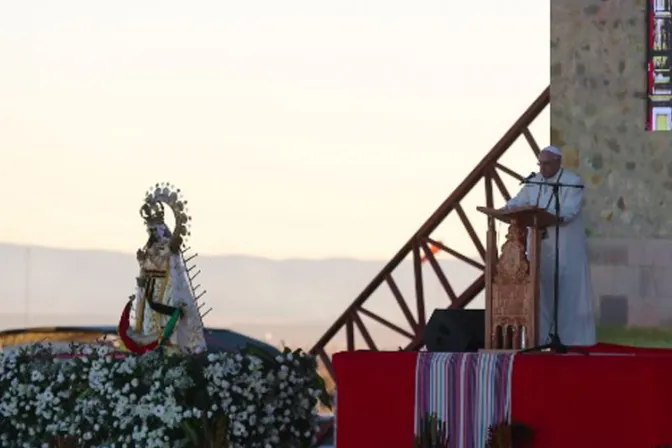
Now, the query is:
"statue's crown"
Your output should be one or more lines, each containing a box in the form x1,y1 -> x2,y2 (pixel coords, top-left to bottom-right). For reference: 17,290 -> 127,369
140,201 -> 165,226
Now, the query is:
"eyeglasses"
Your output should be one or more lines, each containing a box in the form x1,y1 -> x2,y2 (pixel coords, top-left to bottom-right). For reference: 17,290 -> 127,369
537,161 -> 558,166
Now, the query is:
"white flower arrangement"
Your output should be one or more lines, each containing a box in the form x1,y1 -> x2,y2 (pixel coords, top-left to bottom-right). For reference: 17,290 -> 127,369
0,343 -> 330,448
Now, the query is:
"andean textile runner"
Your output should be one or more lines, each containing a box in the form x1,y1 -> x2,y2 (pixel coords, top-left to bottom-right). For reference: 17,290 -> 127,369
414,352 -> 515,448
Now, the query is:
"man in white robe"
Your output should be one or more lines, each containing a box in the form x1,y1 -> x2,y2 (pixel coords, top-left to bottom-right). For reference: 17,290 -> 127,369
505,146 -> 596,346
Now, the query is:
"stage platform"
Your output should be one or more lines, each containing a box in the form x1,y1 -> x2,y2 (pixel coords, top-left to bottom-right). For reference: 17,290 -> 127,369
333,344 -> 672,448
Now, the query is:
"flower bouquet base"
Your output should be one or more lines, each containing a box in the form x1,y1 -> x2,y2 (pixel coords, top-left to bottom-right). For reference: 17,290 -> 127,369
0,344 -> 330,448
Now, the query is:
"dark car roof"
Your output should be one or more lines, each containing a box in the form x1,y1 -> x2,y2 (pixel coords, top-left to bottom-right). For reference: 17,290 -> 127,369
0,326 -> 281,356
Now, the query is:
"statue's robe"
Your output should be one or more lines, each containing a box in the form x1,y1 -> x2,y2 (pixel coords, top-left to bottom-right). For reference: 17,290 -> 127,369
131,224 -> 207,353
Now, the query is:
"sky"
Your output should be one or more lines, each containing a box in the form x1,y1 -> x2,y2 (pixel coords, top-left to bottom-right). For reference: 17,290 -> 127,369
0,0 -> 550,260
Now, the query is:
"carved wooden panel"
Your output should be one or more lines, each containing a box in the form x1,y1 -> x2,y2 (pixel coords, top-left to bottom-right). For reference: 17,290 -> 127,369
488,221 -> 537,350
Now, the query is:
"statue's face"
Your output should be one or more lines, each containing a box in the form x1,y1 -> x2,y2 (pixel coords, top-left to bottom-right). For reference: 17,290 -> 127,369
147,222 -> 170,240
146,223 -> 161,237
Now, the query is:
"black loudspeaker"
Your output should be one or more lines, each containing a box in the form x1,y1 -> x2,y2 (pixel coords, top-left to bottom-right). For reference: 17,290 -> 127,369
424,309 -> 485,352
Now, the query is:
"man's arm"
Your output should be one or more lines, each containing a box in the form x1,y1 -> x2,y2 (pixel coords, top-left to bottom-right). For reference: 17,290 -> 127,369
505,184 -> 531,210
559,177 -> 585,223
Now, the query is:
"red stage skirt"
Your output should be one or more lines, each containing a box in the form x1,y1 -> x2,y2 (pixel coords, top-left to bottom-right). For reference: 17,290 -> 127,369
333,344 -> 672,448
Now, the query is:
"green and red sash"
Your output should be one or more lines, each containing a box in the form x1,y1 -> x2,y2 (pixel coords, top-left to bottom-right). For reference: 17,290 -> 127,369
117,297 -> 181,354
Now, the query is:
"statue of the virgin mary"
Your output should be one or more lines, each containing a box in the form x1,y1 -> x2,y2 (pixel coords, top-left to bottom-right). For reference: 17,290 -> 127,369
118,183 -> 208,354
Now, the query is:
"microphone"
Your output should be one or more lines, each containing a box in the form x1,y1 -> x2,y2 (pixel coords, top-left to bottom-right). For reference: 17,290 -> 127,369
520,172 -> 536,185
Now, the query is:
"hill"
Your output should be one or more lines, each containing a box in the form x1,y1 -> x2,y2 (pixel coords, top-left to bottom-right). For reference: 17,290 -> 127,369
0,243 -> 484,349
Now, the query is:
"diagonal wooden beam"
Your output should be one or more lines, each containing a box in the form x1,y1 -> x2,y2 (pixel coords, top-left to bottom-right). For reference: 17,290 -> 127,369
358,306 -> 415,339
454,204 -> 486,260
345,315 -> 355,351
412,240 -> 426,330
491,168 -> 512,201
352,311 -> 378,351
449,274 -> 485,310
523,127 -> 541,156
420,240 -> 458,302
484,172 -> 494,209
495,163 -> 525,182
425,237 -> 484,270
385,275 -> 418,333
316,348 -> 335,379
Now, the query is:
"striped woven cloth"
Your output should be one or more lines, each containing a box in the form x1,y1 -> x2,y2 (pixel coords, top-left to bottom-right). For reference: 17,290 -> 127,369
414,352 -> 516,448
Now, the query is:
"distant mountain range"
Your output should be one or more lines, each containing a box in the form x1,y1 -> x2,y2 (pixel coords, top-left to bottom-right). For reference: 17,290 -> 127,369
0,243 -> 484,350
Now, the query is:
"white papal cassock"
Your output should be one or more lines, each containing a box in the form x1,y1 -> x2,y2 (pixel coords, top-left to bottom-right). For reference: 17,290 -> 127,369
506,168 -> 596,346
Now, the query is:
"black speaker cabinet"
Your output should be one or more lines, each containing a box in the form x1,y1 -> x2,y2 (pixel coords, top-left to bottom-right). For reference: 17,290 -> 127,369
424,309 -> 485,352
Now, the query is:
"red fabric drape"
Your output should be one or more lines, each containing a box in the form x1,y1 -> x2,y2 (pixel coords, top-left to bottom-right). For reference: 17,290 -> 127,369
512,352 -> 672,447
333,345 -> 672,447
117,300 -> 160,354
333,351 -> 417,448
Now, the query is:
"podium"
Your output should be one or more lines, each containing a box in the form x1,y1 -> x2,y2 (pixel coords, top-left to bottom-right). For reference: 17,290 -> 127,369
476,205 -> 558,350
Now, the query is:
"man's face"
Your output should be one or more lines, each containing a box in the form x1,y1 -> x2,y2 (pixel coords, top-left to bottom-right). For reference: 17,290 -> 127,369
538,151 -> 561,179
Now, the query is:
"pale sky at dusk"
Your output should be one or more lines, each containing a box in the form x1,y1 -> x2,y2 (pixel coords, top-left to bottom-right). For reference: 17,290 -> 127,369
0,0 -> 550,259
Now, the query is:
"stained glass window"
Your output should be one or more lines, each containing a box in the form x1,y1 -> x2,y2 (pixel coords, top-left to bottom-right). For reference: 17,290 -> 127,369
648,0 -> 672,131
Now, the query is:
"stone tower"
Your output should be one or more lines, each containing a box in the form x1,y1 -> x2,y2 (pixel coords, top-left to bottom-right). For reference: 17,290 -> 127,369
552,0 -> 672,326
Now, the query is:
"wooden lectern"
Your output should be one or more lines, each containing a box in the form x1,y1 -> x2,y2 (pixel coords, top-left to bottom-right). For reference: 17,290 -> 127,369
477,205 -> 558,350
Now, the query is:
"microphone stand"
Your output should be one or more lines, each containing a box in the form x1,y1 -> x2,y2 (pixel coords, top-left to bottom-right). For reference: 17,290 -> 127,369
518,179 -> 588,355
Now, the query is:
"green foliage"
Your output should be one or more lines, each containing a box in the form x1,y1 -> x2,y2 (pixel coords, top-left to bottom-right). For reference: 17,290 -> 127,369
414,413 -> 449,448
413,414 -> 535,448
486,421 -> 533,448
597,325 -> 672,348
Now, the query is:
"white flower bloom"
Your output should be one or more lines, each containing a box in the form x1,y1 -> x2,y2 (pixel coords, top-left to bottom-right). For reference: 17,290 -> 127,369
0,342 -> 326,447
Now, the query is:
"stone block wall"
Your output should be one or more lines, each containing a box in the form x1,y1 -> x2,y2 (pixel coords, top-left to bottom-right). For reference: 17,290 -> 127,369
552,0 -> 672,326
589,239 -> 672,326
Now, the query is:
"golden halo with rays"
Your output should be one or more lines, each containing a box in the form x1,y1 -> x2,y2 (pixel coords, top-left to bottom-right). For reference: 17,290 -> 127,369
141,182 -> 192,246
